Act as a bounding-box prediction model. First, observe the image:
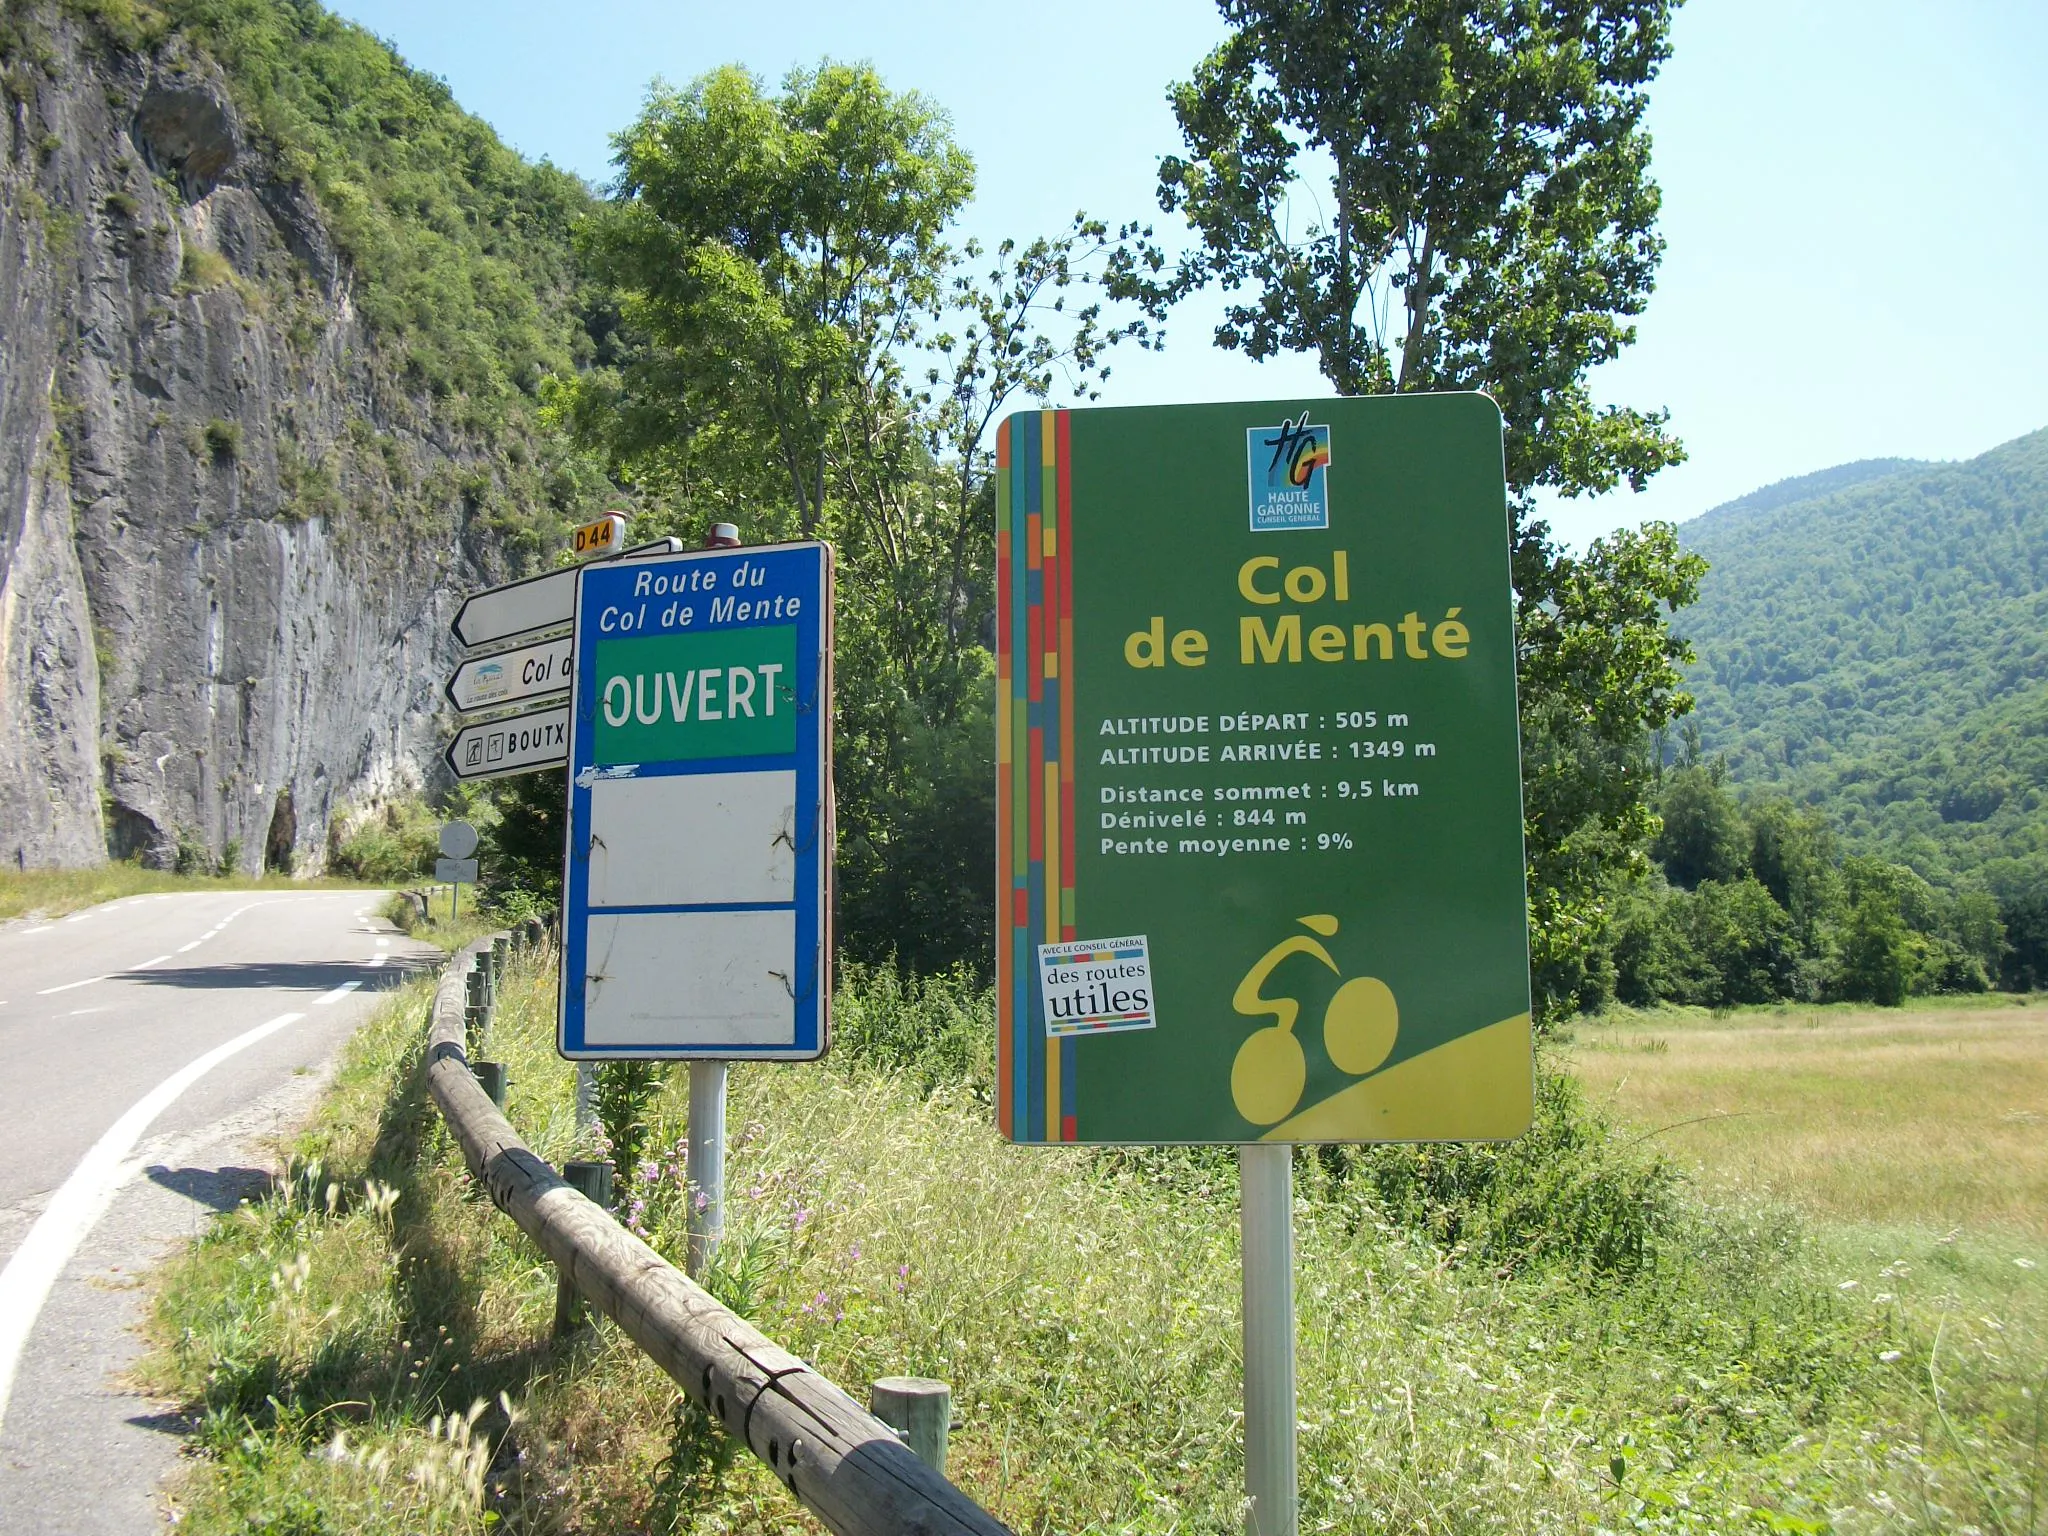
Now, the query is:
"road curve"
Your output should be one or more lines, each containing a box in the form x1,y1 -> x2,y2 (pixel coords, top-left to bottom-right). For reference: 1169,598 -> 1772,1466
0,888 -> 440,1535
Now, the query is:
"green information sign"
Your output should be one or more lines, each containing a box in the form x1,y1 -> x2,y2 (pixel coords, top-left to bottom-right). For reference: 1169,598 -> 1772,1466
591,626 -> 798,766
996,394 -> 1532,1145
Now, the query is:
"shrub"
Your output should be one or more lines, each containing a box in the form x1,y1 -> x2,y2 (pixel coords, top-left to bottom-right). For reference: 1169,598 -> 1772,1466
179,245 -> 235,292
327,799 -> 437,882
172,824 -> 213,875
202,417 -> 240,460
1348,1065 -> 1688,1279
830,961 -> 994,1100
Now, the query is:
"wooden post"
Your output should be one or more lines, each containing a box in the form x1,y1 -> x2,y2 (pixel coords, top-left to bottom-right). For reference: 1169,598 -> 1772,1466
492,935 -> 509,986
556,1160 -> 613,1336
473,1060 -> 507,1108
464,969 -> 486,1054
871,1377 -> 951,1474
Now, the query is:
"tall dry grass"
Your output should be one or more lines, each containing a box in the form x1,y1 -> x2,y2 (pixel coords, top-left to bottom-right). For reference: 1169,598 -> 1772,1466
139,961 -> 2047,1534
1568,1001 -> 2048,1237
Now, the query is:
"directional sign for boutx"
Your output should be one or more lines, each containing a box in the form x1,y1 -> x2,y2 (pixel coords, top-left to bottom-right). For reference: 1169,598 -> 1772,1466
995,394 -> 1533,1146
560,542 -> 833,1061
450,538 -> 684,650
444,704 -> 569,782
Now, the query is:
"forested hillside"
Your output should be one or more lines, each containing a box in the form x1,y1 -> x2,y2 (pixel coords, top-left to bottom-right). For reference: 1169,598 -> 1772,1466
1678,429 -> 2048,886
1597,429 -> 2048,1010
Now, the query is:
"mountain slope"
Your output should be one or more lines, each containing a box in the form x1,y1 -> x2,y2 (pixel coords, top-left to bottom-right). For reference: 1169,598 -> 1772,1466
1677,428 -> 2048,884
0,0 -> 608,870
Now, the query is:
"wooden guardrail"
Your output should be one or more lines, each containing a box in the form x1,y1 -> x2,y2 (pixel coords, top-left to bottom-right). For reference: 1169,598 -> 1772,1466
424,936 -> 1012,1536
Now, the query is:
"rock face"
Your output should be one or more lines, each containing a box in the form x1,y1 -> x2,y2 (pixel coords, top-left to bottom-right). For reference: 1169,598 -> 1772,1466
0,13 -> 538,871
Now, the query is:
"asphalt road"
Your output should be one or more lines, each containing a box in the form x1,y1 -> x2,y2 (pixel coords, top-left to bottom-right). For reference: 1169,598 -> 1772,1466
0,889 -> 438,1535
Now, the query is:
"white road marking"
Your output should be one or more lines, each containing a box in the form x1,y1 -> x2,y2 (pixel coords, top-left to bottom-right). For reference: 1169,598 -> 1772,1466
36,976 -> 109,996
131,955 -> 172,971
367,954 -> 386,969
177,941 -> 202,953
63,913 -> 93,923
375,937 -> 391,949
22,927 -> 54,936
67,1007 -> 110,1016
313,981 -> 363,1006
0,1010 -> 308,1434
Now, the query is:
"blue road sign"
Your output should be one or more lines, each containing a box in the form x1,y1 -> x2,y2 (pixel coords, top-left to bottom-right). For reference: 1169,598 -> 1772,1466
558,542 -> 834,1060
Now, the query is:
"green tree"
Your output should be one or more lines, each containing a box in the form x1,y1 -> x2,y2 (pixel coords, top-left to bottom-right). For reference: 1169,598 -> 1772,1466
558,63 -> 1143,971
1835,884 -> 1912,1006
1651,764 -> 1745,890
481,768 -> 569,913
1681,877 -> 1801,1006
572,62 -> 974,539
1516,523 -> 1705,1015
1121,0 -> 1698,1017
1744,796 -> 1839,941
1115,0 -> 1684,496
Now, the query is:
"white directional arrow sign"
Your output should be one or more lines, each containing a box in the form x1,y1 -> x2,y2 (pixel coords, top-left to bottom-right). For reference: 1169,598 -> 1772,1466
450,538 -> 684,649
444,634 -> 573,716
444,704 -> 569,782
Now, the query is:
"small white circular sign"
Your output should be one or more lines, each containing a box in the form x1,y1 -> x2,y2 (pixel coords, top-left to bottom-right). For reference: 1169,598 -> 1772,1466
438,821 -> 479,860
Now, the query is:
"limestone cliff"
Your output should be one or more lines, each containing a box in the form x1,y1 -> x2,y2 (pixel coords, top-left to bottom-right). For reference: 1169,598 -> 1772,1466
0,2 -> 596,871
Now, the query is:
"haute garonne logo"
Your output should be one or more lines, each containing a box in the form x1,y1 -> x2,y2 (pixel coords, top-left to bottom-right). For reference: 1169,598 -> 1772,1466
1247,412 -> 1332,531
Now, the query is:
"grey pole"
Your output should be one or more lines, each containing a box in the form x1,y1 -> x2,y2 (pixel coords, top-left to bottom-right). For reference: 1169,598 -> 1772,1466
1240,1143 -> 1298,1536
574,1062 -> 598,1136
686,1059 -> 726,1278
685,518 -> 744,1283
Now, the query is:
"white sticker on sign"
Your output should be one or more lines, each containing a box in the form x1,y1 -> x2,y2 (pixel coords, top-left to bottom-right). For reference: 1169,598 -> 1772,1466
1037,935 -> 1156,1038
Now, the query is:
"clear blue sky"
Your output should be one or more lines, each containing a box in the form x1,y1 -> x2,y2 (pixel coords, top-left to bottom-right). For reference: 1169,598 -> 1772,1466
328,0 -> 2047,548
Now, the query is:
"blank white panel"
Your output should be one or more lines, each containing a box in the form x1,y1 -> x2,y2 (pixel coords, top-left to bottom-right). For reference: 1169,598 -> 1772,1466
587,770 -> 796,907
582,909 -> 797,1048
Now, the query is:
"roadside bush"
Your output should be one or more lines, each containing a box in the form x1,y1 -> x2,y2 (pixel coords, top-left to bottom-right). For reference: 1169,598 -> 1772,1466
172,823 -> 213,875
1613,876 -> 1805,1007
830,960 -> 994,1101
1349,1065 -> 1688,1279
328,799 -> 438,882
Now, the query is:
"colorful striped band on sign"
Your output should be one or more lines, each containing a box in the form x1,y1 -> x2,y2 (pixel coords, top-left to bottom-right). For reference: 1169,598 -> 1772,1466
995,410 -> 1077,1143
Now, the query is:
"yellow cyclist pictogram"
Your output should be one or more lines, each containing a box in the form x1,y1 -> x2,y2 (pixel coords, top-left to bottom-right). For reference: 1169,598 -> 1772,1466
1230,914 -> 1401,1125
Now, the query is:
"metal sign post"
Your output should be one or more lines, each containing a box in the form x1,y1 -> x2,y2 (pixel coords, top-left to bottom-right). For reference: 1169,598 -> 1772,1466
1240,1145 -> 1297,1536
684,522 -> 743,1272
436,821 -> 479,921
991,396 -> 1534,1534
557,533 -> 834,1279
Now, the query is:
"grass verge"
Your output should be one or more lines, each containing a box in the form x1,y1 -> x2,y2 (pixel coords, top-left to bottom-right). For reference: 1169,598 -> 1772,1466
143,959 -> 2047,1533
0,865 -> 376,922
